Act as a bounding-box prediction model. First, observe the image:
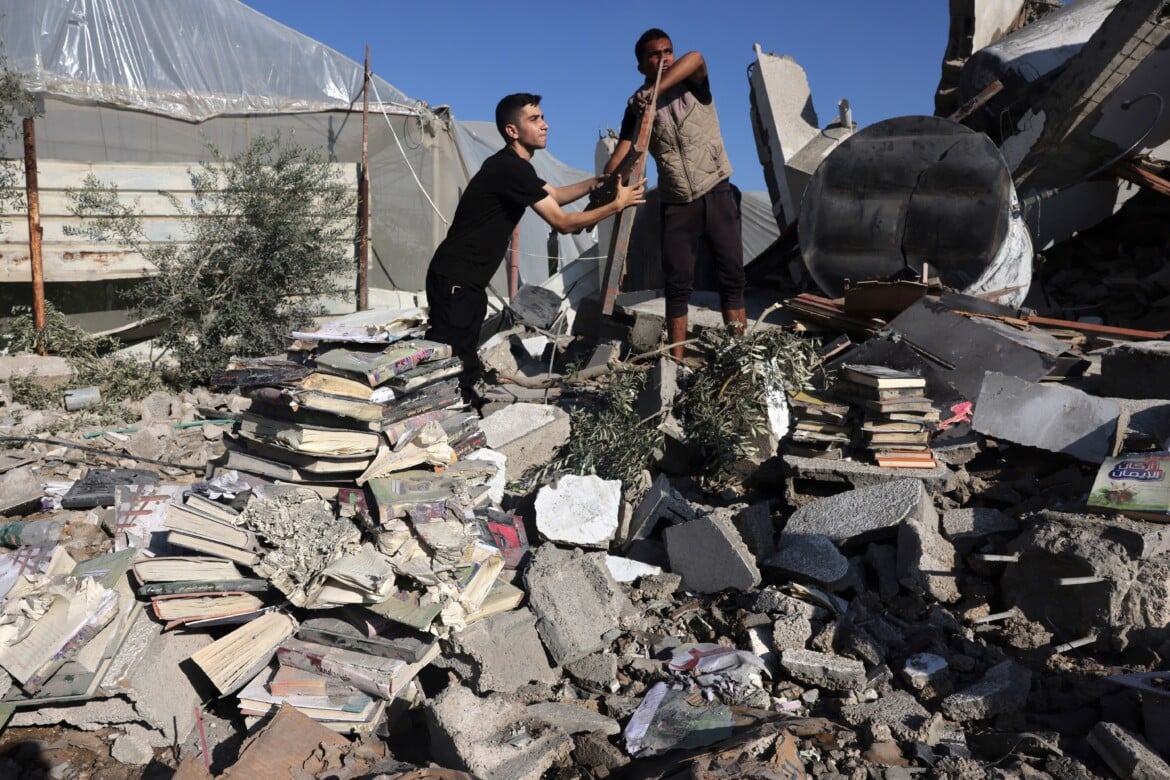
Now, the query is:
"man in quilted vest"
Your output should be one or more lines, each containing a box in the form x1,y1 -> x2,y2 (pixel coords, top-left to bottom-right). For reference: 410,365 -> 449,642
605,28 -> 747,361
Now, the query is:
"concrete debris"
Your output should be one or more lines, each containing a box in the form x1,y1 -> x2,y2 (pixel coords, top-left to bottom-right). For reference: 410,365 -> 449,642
940,660 -> 1031,721
524,545 -> 632,666
664,512 -> 761,594
9,5 -> 1170,777
535,473 -> 621,548
427,683 -> 573,780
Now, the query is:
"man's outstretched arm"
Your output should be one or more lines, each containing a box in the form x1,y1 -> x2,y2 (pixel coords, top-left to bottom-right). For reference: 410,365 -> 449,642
531,176 -> 646,234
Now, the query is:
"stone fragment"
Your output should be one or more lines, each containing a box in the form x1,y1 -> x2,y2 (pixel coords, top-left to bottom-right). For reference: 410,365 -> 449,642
763,534 -> 850,588
604,555 -> 661,583
940,660 -> 1031,721
535,474 -> 620,548
451,608 -> 557,694
1088,721 -> 1170,780
571,731 -> 630,777
565,653 -> 619,693
664,514 -> 760,594
903,653 -> 949,691
783,479 -> 931,544
427,684 -> 572,780
623,474 -> 697,549
781,454 -> 954,508
636,357 -> 679,421
840,690 -> 932,742
110,729 -> 155,765
772,612 -> 815,652
780,648 -> 867,692
479,403 -> 570,481
525,546 -> 633,665
525,702 -> 620,736
732,503 -> 776,560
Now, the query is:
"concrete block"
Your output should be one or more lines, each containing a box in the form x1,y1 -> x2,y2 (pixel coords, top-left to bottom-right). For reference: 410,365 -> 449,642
779,454 -> 954,508
784,478 -> 932,544
780,648 -> 867,692
732,503 -> 777,560
0,354 -> 73,388
479,403 -> 570,481
427,684 -> 572,780
525,701 -> 620,736
941,660 -> 1031,722
772,613 -> 815,652
840,690 -> 932,742
897,496 -> 959,603
623,473 -> 697,549
664,513 -> 761,594
564,653 -> 619,693
1100,341 -> 1170,399
763,534 -> 850,589
452,607 -> 557,694
584,341 -> 621,373
628,309 -> 667,353
535,474 -> 621,549
972,372 -> 1119,463
1089,721 -> 1170,780
524,545 -> 633,665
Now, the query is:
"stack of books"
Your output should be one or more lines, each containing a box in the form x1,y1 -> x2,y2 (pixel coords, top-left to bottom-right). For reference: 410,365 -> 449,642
834,364 -> 939,469
218,338 -> 484,484
785,390 -> 854,459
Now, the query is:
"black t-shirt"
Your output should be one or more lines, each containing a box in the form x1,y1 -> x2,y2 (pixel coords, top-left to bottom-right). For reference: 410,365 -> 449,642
428,146 -> 548,289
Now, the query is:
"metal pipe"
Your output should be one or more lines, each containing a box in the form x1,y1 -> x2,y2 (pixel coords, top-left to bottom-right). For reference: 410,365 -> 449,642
972,608 -> 1018,624
1056,576 -> 1106,586
1052,635 -> 1097,653
22,116 -> 45,355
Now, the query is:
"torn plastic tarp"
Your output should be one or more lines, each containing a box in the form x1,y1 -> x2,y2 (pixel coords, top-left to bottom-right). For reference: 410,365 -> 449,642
2,0 -> 417,122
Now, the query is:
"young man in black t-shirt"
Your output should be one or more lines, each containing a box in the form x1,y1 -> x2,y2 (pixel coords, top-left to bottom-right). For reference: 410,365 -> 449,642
426,92 -> 645,404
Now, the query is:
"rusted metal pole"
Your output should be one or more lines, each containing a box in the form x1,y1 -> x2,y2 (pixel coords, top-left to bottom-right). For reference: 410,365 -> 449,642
23,116 -> 45,355
357,45 -> 371,311
508,225 -> 520,301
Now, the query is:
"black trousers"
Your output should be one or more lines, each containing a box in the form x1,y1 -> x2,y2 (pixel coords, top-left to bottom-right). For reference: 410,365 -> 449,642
660,179 -> 746,319
424,268 -> 487,396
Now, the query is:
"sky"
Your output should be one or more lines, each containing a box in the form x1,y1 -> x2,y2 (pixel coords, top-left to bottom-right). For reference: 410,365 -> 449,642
243,1 -> 952,194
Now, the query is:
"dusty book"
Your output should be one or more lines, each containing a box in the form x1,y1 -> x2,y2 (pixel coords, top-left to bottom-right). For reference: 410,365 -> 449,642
832,378 -> 926,402
386,357 -> 462,393
151,592 -> 266,630
268,664 -> 360,697
237,413 -> 382,457
111,483 -> 184,553
179,492 -> 241,524
874,449 -> 939,469
165,532 -> 261,567
131,556 -> 244,584
840,364 -> 926,390
218,442 -> 365,484
164,504 -> 259,551
136,578 -> 269,596
237,668 -> 377,721
464,578 -> 525,624
189,610 -> 296,695
296,371 -> 378,400
315,340 -> 453,387
862,430 -> 932,446
276,636 -> 429,699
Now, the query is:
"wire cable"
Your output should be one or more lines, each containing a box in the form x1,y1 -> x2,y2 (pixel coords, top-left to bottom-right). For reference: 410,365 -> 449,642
369,79 -> 450,227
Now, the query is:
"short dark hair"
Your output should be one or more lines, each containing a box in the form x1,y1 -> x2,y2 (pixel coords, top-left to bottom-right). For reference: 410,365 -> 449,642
635,28 -> 671,63
495,93 -> 541,141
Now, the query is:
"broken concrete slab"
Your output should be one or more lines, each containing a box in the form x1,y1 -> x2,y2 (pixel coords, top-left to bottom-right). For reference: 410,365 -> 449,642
564,653 -> 619,694
941,659 -> 1031,721
779,648 -> 867,692
479,403 -> 570,482
972,372 -> 1119,463
636,357 -> 679,423
762,534 -> 851,589
731,503 -> 776,560
525,701 -> 620,736
450,607 -> 557,694
524,545 -> 633,666
783,478 -> 934,545
664,513 -> 761,594
427,683 -> 572,780
1088,721 -> 1170,780
604,555 -> 662,583
534,474 -> 621,549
